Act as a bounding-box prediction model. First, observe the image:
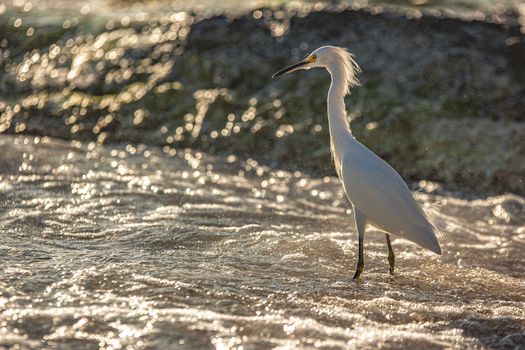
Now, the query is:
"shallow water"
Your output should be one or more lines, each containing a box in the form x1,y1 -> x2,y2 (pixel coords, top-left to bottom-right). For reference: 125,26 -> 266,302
0,134 -> 524,349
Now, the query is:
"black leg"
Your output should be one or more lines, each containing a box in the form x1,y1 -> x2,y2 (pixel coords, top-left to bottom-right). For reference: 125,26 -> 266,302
386,234 -> 395,275
352,233 -> 364,280
352,210 -> 366,280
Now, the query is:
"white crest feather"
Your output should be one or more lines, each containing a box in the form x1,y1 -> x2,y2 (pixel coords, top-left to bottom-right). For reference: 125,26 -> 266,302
333,47 -> 361,96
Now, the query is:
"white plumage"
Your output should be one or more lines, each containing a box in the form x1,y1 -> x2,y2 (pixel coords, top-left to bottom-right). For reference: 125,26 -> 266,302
340,140 -> 442,254
273,46 -> 442,278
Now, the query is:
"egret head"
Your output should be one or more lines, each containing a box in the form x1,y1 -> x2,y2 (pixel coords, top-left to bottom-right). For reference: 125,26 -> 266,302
272,46 -> 361,95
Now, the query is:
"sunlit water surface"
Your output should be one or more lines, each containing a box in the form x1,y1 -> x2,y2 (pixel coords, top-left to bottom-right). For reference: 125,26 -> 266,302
0,135 -> 524,349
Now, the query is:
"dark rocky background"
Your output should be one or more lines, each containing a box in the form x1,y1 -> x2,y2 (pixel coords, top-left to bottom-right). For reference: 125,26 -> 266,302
1,1 -> 524,194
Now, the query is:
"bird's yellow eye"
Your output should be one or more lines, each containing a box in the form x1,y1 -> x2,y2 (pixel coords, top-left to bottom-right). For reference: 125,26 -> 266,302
310,55 -> 317,62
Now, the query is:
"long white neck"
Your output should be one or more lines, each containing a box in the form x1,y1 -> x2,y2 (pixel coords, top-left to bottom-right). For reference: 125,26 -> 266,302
327,64 -> 353,151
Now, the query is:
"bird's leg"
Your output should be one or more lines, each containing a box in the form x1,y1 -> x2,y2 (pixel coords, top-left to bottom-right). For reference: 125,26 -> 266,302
353,234 -> 364,280
352,210 -> 366,280
386,234 -> 395,275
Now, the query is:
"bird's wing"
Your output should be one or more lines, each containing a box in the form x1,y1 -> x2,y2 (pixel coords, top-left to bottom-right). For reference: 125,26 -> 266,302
341,151 -> 441,254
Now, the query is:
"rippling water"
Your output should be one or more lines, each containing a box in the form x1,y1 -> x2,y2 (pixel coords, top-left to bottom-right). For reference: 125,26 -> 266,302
0,134 -> 524,349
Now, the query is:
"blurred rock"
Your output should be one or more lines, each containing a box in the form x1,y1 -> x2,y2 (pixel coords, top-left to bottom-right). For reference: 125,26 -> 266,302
0,5 -> 523,194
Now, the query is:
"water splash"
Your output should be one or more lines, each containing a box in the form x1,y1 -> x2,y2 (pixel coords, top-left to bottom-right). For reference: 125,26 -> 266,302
0,134 -> 523,349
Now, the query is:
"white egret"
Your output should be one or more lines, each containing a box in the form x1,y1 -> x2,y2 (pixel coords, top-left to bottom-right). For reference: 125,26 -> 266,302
273,46 -> 442,279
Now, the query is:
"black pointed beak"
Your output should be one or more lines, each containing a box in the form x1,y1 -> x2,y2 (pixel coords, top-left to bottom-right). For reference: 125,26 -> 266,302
272,60 -> 309,78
